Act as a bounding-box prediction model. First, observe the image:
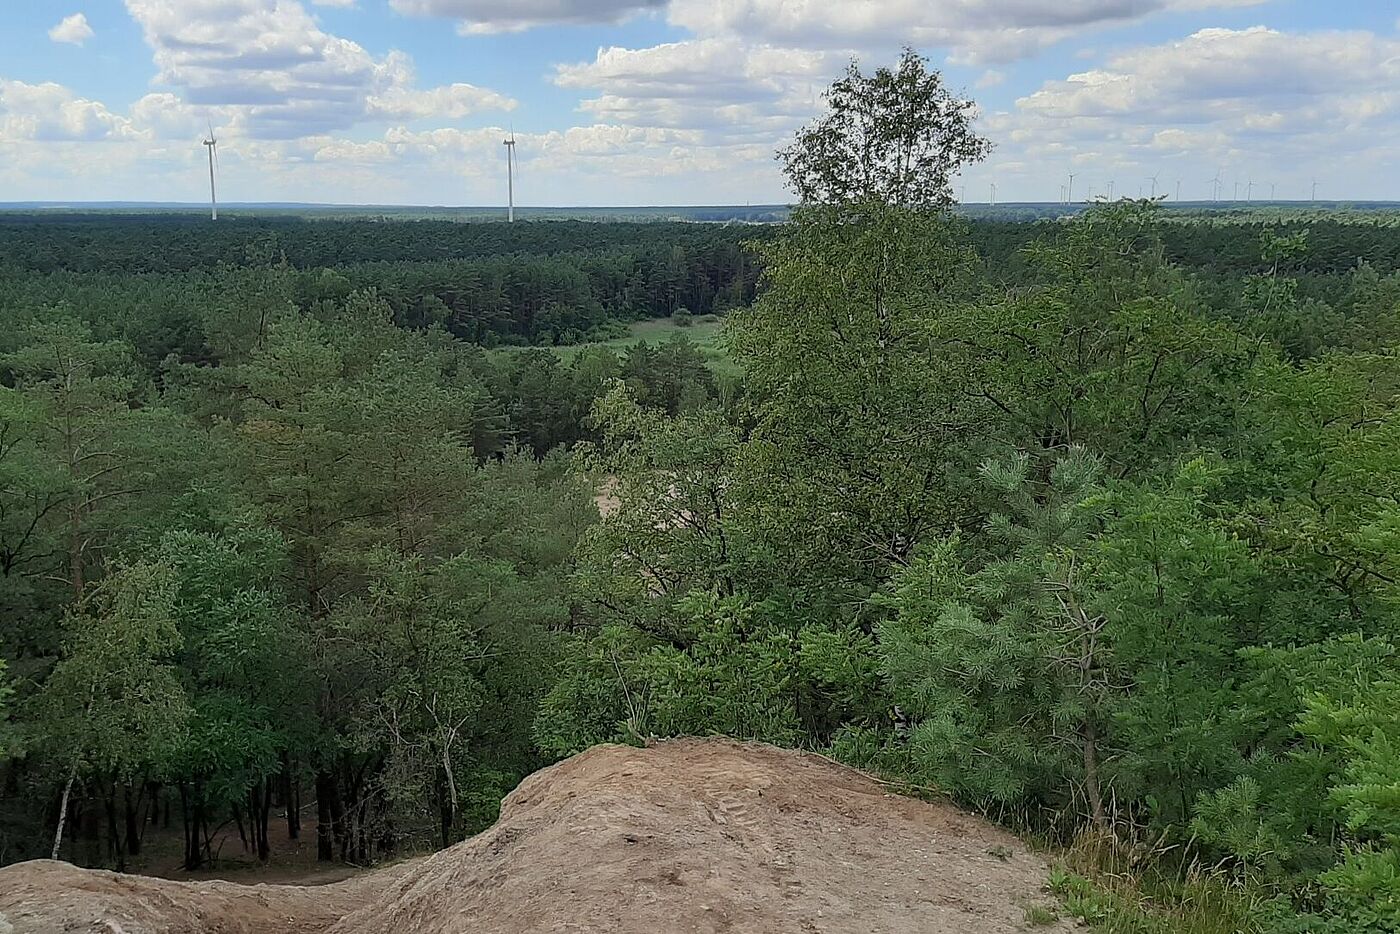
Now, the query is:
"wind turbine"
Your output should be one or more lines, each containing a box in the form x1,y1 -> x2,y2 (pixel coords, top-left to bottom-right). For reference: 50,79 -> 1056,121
502,129 -> 517,223
1175,179 -> 1182,202
1247,179 -> 1254,202
1312,178 -> 1319,202
1148,174 -> 1159,199
989,182 -> 997,205
1067,173 -> 1075,203
1107,179 -> 1115,199
1233,180 -> 1240,201
1270,183 -> 1276,201
1209,171 -> 1222,202
202,121 -> 218,221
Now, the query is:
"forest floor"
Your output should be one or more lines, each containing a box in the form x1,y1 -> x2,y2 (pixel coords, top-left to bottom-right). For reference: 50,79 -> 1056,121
0,739 -> 1073,934
37,804 -> 365,886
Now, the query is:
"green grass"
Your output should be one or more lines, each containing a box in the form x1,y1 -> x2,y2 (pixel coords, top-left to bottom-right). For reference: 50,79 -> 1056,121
551,316 -> 736,374
1043,835 -> 1267,934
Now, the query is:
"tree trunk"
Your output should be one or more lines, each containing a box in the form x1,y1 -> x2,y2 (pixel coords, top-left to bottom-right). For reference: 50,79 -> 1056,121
232,801 -> 248,853
124,784 -> 143,857
435,767 -> 453,850
68,504 -> 84,601
315,771 -> 337,862
284,750 -> 301,840
51,763 -> 79,860
251,780 -> 272,863
337,760 -> 360,863
1083,719 -> 1107,830
104,786 -> 125,872
180,782 -> 206,871
287,771 -> 301,840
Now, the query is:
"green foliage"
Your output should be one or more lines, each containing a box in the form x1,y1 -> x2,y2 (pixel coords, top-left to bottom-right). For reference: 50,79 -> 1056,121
6,62 -> 1400,922
1290,672 -> 1400,931
879,449 -> 1108,813
778,48 -> 991,207
1046,861 -> 1262,934
33,561 -> 190,783
537,592 -> 802,754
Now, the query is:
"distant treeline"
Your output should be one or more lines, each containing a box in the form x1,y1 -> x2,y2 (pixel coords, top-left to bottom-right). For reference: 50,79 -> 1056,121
7,212 -> 1400,278
0,215 -> 777,275
972,217 -> 1400,277
4,214 -> 1400,349
0,217 -> 768,346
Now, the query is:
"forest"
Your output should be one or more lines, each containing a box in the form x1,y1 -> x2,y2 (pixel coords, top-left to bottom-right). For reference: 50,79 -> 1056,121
4,51 -> 1400,933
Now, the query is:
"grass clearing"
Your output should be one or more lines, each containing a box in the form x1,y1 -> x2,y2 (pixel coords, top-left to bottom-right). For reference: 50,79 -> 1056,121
551,316 -> 736,374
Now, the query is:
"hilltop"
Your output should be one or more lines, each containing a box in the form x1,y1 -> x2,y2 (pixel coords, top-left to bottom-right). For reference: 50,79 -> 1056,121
0,739 -> 1069,934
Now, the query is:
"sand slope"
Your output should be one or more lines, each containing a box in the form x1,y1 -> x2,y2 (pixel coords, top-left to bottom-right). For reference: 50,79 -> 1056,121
1,739 -> 1072,934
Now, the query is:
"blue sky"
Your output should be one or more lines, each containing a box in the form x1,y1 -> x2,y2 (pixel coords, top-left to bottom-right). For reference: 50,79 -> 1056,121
1,1 -> 1397,205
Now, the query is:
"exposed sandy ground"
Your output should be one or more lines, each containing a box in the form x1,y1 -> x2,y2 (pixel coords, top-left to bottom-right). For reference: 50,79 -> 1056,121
0,739 -> 1073,934
0,860 -> 408,934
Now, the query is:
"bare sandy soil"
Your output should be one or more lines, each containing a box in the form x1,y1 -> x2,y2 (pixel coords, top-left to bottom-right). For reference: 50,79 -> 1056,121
0,739 -> 1073,934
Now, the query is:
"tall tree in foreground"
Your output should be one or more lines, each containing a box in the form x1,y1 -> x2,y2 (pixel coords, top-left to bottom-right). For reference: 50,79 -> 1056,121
34,562 -> 189,866
778,48 -> 991,208
733,51 -> 992,597
549,52 -> 995,754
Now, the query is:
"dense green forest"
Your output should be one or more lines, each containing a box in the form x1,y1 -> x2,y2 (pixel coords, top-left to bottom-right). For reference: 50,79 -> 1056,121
5,52 -> 1400,933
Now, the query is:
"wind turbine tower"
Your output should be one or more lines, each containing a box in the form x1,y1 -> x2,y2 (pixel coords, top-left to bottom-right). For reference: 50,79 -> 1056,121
502,130 -> 517,223
1175,179 -> 1182,202
1067,173 -> 1075,203
1312,179 -> 1319,202
990,182 -> 997,205
1107,179 -> 1115,199
202,123 -> 218,221
1148,174 -> 1159,199
1210,172 -> 1222,202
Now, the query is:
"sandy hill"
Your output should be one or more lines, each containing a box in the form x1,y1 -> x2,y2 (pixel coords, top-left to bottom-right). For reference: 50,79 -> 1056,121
0,739 -> 1072,933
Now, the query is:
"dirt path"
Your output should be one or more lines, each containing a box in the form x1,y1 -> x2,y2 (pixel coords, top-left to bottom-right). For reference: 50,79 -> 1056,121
1,739 -> 1072,934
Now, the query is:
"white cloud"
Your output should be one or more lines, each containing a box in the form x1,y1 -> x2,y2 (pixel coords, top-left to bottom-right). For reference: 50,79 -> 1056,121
389,0 -> 661,34
1017,27 -> 1400,131
0,80 -> 130,142
960,26 -> 1400,201
49,13 -> 95,46
174,122 -> 763,204
363,52 -> 515,120
556,39 -> 837,141
123,0 -> 513,138
7,4 -> 1399,206
391,0 -> 1266,56
534,0 -> 1281,203
667,0 -> 1270,65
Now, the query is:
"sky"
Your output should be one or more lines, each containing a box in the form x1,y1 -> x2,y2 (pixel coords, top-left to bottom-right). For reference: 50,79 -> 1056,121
0,1 -> 1397,206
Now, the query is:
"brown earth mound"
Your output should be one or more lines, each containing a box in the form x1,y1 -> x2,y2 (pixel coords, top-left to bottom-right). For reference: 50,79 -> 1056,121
0,739 -> 1073,934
